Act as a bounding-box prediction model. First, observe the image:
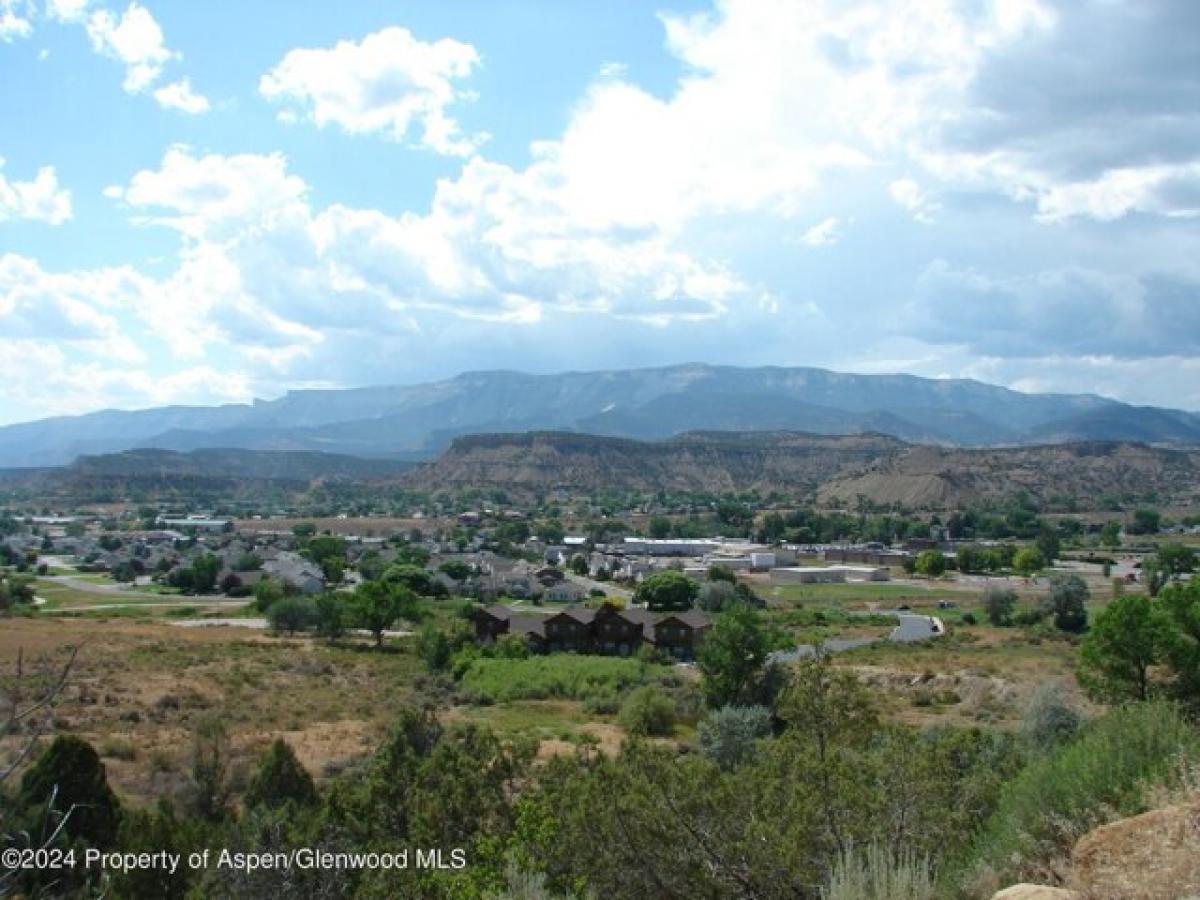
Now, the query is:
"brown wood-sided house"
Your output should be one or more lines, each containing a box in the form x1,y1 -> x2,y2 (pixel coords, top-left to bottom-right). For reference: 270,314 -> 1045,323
473,602 -> 710,660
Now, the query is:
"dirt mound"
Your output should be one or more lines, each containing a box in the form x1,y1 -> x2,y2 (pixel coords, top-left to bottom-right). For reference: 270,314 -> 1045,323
991,886 -> 1078,899
1068,800 -> 1200,899
994,797 -> 1200,900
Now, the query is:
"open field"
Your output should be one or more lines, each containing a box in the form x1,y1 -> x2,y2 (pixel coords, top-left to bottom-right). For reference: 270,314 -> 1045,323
760,579 -> 975,608
0,587 -> 1103,812
0,617 -> 427,804
234,515 -> 444,535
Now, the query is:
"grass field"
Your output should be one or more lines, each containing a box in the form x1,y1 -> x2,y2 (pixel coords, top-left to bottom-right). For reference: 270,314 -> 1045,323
458,654 -> 667,703
762,580 -> 974,607
0,617 -> 426,803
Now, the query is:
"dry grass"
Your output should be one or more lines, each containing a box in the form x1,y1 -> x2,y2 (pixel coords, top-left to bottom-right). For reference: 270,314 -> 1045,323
0,616 -> 420,805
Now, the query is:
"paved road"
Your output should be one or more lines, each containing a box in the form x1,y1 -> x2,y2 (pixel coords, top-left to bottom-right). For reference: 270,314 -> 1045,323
41,574 -> 166,601
51,599 -> 252,613
770,612 -> 944,664
41,574 -> 240,605
170,619 -> 413,638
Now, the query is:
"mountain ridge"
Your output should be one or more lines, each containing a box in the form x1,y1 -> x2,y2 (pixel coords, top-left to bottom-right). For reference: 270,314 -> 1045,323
1,363 -> 1197,468
405,430 -> 1200,509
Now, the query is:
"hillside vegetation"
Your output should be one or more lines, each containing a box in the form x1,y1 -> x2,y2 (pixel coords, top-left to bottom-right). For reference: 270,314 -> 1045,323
406,431 -> 1200,509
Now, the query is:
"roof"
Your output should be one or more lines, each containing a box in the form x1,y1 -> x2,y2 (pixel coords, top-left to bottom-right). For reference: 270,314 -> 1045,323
551,607 -> 596,624
477,603 -> 710,636
660,610 -> 712,629
506,614 -> 546,638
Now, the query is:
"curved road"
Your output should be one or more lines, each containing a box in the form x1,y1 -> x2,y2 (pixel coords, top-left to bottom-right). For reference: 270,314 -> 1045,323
770,612 -> 944,663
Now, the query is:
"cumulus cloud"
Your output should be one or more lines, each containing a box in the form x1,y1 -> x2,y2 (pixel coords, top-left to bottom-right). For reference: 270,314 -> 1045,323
798,216 -> 843,247
888,179 -> 939,224
0,253 -> 145,360
44,0 -> 210,110
45,0 -> 90,24
921,1 -> 1200,221
0,159 -> 72,224
83,1 -> 175,92
909,261 -> 1200,359
0,337 -> 252,419
0,0 -> 32,40
152,77 -> 210,114
260,26 -> 484,156
5,0 -> 1200,421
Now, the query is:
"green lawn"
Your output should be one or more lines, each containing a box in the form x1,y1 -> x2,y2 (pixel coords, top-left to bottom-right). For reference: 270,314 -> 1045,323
763,580 -> 973,607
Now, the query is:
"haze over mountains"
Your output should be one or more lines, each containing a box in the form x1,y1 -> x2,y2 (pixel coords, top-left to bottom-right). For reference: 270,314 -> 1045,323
2,364 -> 1199,469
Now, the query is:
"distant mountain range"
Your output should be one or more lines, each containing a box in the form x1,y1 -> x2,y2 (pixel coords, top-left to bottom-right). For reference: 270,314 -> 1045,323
1,364 -> 1198,469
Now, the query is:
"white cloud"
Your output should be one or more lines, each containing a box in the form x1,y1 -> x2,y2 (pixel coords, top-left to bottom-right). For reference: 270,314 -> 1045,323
0,338 -> 252,420
798,216 -> 843,247
0,253 -> 145,360
0,0 -> 32,40
5,0 -> 1200,420
152,77 -> 210,114
46,0 -> 90,24
45,0 -> 209,107
112,144 -> 308,241
84,2 -> 175,92
260,26 -> 484,156
0,159 -> 72,224
909,261 -> 1200,359
1034,163 -> 1200,223
888,178 -> 939,224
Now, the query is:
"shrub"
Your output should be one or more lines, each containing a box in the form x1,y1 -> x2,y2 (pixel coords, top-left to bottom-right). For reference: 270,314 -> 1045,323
494,633 -> 531,660
982,587 -> 1017,626
183,719 -> 232,823
417,624 -> 454,672
1013,606 -> 1047,627
314,593 -> 346,640
618,686 -> 676,736
243,739 -> 317,810
697,705 -> 772,770
1020,683 -> 1085,752
459,656 -> 661,703
99,738 -> 137,761
697,580 -> 739,612
960,612 -> 977,626
266,596 -> 316,635
1047,574 -> 1089,633
18,735 -> 121,848
581,687 -> 621,716
823,843 -> 934,900
950,701 -> 1200,891
914,550 -> 946,578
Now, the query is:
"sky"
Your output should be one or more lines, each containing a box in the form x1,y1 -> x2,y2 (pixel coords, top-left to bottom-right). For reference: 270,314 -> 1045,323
1,0 -> 1199,426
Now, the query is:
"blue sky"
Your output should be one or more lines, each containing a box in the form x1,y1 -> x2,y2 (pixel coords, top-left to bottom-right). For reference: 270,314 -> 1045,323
1,0 -> 1198,425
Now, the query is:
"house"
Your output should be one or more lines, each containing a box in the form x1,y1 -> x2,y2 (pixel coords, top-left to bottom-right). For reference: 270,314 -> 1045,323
770,566 -> 847,585
157,515 -> 232,533
544,608 -> 595,652
535,566 -> 565,586
544,580 -> 588,603
473,603 -> 711,660
476,604 -> 550,650
823,547 -> 913,568
648,610 -> 711,659
261,551 -> 324,594
771,564 -> 889,584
